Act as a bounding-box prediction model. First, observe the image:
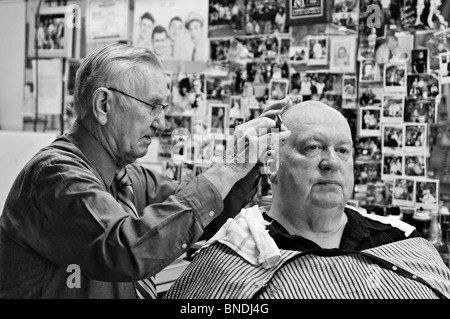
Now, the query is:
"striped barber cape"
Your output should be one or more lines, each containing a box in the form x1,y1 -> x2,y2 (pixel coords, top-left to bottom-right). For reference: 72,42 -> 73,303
164,207 -> 450,299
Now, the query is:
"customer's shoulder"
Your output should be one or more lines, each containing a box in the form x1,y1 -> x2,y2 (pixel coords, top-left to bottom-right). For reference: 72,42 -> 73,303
345,205 -> 417,237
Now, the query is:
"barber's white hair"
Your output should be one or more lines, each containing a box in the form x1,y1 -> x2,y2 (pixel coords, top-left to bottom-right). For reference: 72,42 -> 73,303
73,43 -> 163,125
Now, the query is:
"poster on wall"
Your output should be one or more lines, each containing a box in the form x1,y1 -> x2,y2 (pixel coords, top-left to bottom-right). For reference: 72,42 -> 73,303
86,0 -> 131,42
133,0 -> 209,63
33,6 -> 80,58
287,0 -> 327,25
32,59 -> 63,115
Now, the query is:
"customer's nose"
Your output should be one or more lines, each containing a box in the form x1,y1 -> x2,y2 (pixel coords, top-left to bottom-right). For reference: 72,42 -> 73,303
319,147 -> 340,171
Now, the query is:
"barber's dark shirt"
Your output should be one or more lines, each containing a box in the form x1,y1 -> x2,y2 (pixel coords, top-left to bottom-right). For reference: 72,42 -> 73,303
263,207 -> 422,251
0,121 -> 258,298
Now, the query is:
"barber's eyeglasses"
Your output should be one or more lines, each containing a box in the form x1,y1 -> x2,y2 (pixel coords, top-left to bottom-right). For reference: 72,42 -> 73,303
107,87 -> 169,116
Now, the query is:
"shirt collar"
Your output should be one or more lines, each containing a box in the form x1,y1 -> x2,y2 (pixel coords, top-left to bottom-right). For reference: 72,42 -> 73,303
262,207 -> 395,251
65,121 -> 119,189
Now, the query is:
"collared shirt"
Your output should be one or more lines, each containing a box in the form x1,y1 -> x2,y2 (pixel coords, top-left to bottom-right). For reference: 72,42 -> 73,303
262,207 -> 422,251
0,121 -> 258,298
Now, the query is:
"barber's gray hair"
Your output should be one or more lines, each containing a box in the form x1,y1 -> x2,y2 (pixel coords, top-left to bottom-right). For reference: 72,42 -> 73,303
73,43 -> 163,123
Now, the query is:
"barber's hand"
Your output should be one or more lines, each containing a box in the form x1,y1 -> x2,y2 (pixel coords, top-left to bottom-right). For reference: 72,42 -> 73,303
223,98 -> 291,178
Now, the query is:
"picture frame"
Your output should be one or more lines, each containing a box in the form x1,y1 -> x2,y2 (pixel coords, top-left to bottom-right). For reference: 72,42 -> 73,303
359,59 -> 377,83
289,46 -> 309,64
404,123 -> 428,153
330,36 -> 357,73
404,154 -> 427,178
307,35 -> 328,66
383,63 -> 407,94
382,153 -> 403,180
162,160 -> 181,181
381,94 -> 404,123
403,98 -> 437,125
381,123 -> 404,154
342,75 -> 357,99
392,177 -> 415,207
33,6 -> 80,58
415,179 -> 439,210
287,0 -> 329,25
411,49 -> 429,74
359,107 -> 381,137
209,104 -> 228,135
269,79 -> 289,101
439,52 -> 450,84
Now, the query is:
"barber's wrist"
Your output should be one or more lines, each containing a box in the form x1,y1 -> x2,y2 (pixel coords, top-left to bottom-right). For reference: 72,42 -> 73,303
202,163 -> 245,199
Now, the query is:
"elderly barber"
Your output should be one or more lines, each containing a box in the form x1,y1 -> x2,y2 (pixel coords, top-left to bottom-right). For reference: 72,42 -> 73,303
0,43 -> 290,299
164,101 -> 450,299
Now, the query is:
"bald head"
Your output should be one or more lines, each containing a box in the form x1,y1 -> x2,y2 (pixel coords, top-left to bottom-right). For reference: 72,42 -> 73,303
281,101 -> 352,139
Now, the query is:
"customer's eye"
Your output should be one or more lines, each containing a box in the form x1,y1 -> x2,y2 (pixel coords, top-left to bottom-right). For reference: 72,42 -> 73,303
304,144 -> 322,155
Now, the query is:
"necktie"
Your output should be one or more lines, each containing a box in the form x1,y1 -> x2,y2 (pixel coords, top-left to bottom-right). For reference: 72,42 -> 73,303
192,47 -> 196,61
114,166 -> 158,299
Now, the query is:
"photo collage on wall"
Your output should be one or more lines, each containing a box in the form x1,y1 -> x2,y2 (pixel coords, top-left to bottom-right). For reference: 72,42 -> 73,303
131,0 -> 449,212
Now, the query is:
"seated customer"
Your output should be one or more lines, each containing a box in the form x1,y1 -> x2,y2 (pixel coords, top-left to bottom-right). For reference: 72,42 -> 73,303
164,101 -> 450,299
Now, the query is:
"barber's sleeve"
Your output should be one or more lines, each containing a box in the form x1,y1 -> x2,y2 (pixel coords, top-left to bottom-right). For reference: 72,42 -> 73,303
199,166 -> 261,240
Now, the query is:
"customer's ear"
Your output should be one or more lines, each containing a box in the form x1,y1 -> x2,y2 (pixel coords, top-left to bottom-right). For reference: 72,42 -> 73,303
92,88 -> 110,125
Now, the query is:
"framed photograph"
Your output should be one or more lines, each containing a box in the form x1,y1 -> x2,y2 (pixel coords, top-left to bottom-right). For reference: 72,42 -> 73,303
404,154 -> 427,178
383,63 -> 407,93
342,75 -> 357,99
366,181 -> 389,206
359,85 -> 382,107
354,136 -> 382,162
406,73 -> 440,100
229,95 -> 244,119
359,107 -> 381,137
208,0 -> 247,37
279,36 -> 291,58
34,6 -> 79,58
382,153 -> 403,180
162,160 -> 181,181
248,107 -> 263,121
134,0 -> 209,62
411,49 -> 429,74
307,36 -> 328,66
392,177 -> 415,207
439,52 -> 450,84
403,99 -> 437,124
330,11 -> 359,34
229,116 -> 245,132
287,0 -> 328,25
415,179 -> 439,210
381,123 -> 403,153
330,36 -> 357,73
210,38 -> 231,62
269,79 -> 289,101
209,104 -> 228,135
289,46 -> 308,63
354,162 -> 382,185
381,94 -> 404,123
359,59 -> 377,83
404,123 -> 428,153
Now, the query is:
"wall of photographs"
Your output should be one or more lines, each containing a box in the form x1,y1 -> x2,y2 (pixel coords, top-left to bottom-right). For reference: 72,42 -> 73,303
26,0 -> 450,213
129,0 -> 450,215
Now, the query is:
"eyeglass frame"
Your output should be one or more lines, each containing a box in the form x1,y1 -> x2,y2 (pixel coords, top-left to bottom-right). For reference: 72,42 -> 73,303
106,87 -> 169,116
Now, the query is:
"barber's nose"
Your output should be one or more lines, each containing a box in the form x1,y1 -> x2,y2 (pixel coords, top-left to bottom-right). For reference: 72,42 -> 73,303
151,110 -> 166,131
319,148 -> 340,171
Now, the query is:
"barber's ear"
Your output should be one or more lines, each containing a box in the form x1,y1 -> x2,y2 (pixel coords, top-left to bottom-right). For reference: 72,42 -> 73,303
92,88 -> 111,125
269,171 -> 278,185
